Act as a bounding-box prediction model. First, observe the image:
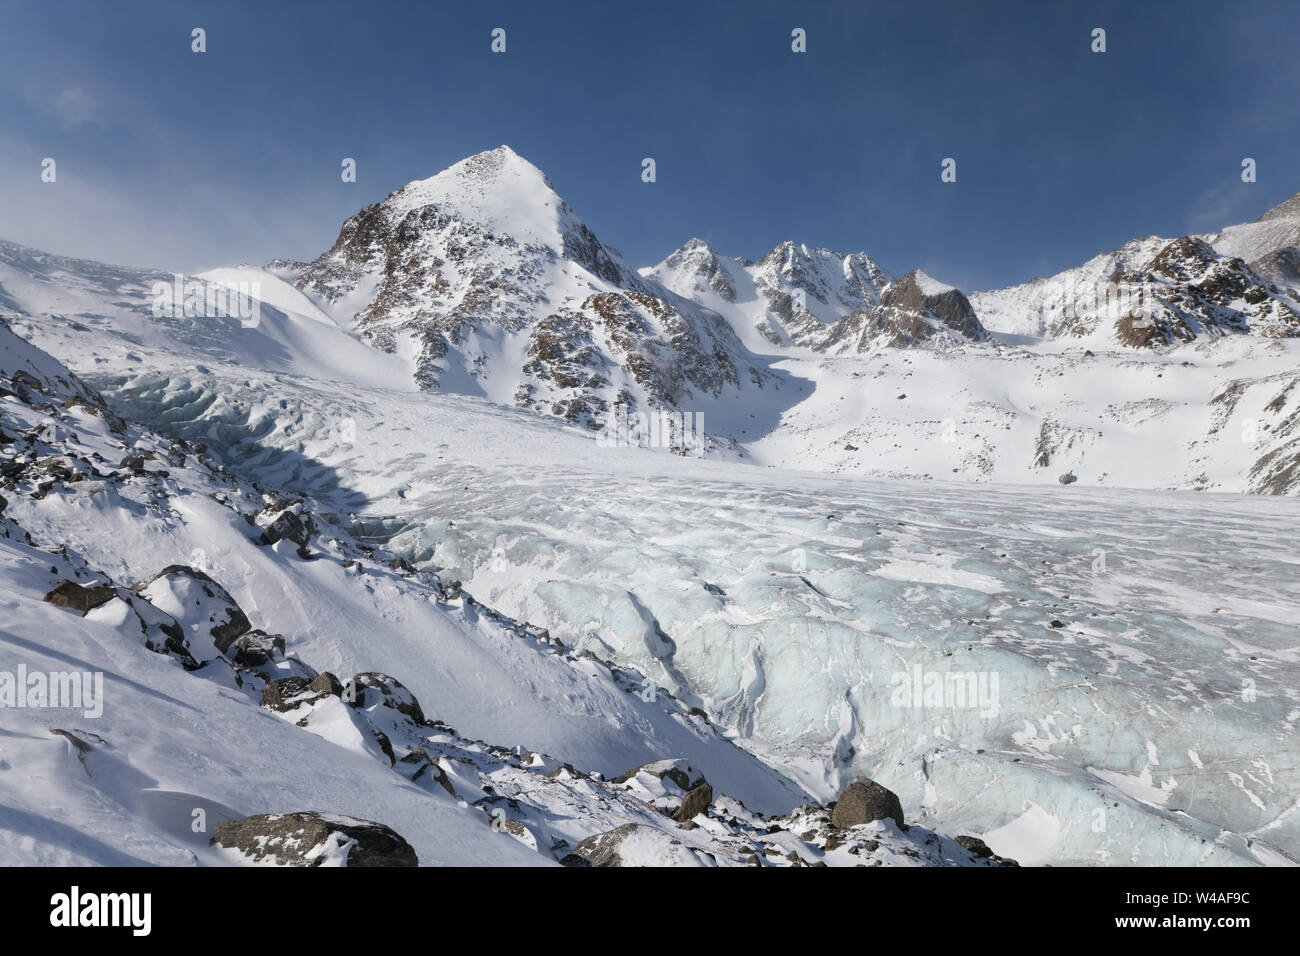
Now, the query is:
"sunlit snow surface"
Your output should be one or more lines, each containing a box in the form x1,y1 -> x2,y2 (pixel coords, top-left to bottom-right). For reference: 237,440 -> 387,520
100,368 -> 1300,866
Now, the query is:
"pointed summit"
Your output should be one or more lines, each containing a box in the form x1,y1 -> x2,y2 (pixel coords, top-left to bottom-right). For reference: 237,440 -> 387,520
908,269 -> 957,297
649,238 -> 739,302
385,145 -> 564,247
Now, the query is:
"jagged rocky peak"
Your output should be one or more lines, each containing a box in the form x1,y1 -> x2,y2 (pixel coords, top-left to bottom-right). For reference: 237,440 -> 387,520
807,268 -> 986,353
298,145 -> 643,307
1146,235 -> 1229,281
382,145 -> 633,281
1097,235 -> 1300,347
972,196 -> 1300,347
755,241 -> 892,312
657,238 -> 738,302
873,269 -> 986,344
379,144 -> 568,242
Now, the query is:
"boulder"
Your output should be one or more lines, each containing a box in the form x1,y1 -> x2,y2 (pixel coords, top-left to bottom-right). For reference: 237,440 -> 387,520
674,782 -> 714,823
43,580 -> 116,615
260,510 -> 313,548
612,758 -> 705,792
830,778 -> 905,830
345,672 -> 426,724
229,630 -> 286,668
118,452 -> 164,477
212,812 -> 417,866
310,671 -> 344,697
135,566 -> 251,658
954,834 -> 994,858
260,676 -> 319,713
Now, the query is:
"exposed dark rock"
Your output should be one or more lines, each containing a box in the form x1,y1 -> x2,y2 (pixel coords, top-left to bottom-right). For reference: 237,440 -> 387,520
612,759 -> 706,792
43,579 -> 116,615
310,671 -> 344,697
674,782 -> 714,823
118,452 -> 165,477
830,778 -> 905,830
955,834 -> 994,858
229,630 -> 287,667
260,676 -> 318,713
345,672 -> 427,724
211,812 -> 418,866
260,509 -> 313,548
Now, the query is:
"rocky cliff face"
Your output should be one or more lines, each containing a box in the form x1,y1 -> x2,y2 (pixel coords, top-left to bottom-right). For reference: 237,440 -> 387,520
820,270 -> 987,351
1049,235 -> 1300,347
973,192 -> 1300,348
647,238 -> 985,353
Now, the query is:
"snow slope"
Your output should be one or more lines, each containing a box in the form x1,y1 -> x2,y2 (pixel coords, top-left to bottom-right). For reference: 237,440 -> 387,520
6,314 -> 1019,867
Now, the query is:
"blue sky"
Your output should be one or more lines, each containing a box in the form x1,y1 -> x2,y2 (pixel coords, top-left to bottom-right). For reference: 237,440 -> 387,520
1,0 -> 1297,290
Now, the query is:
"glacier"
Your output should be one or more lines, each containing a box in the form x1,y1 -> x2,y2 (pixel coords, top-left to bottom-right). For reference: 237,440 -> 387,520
89,361 -> 1300,866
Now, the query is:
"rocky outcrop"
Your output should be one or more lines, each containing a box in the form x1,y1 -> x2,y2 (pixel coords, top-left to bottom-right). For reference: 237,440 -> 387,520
821,271 -> 986,351
656,238 -> 739,302
259,505 -> 315,550
1043,235 -> 1300,347
43,579 -> 116,615
345,672 -> 427,724
212,812 -> 418,866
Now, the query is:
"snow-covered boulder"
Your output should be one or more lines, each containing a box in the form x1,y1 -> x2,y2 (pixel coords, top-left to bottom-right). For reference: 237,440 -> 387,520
212,812 -> 418,867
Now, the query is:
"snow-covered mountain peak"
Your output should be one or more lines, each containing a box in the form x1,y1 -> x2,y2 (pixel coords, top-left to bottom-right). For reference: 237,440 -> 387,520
910,269 -> 956,296
1210,190 -> 1300,276
754,241 -> 892,306
650,238 -> 740,303
385,145 -> 566,248
1257,189 -> 1300,223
